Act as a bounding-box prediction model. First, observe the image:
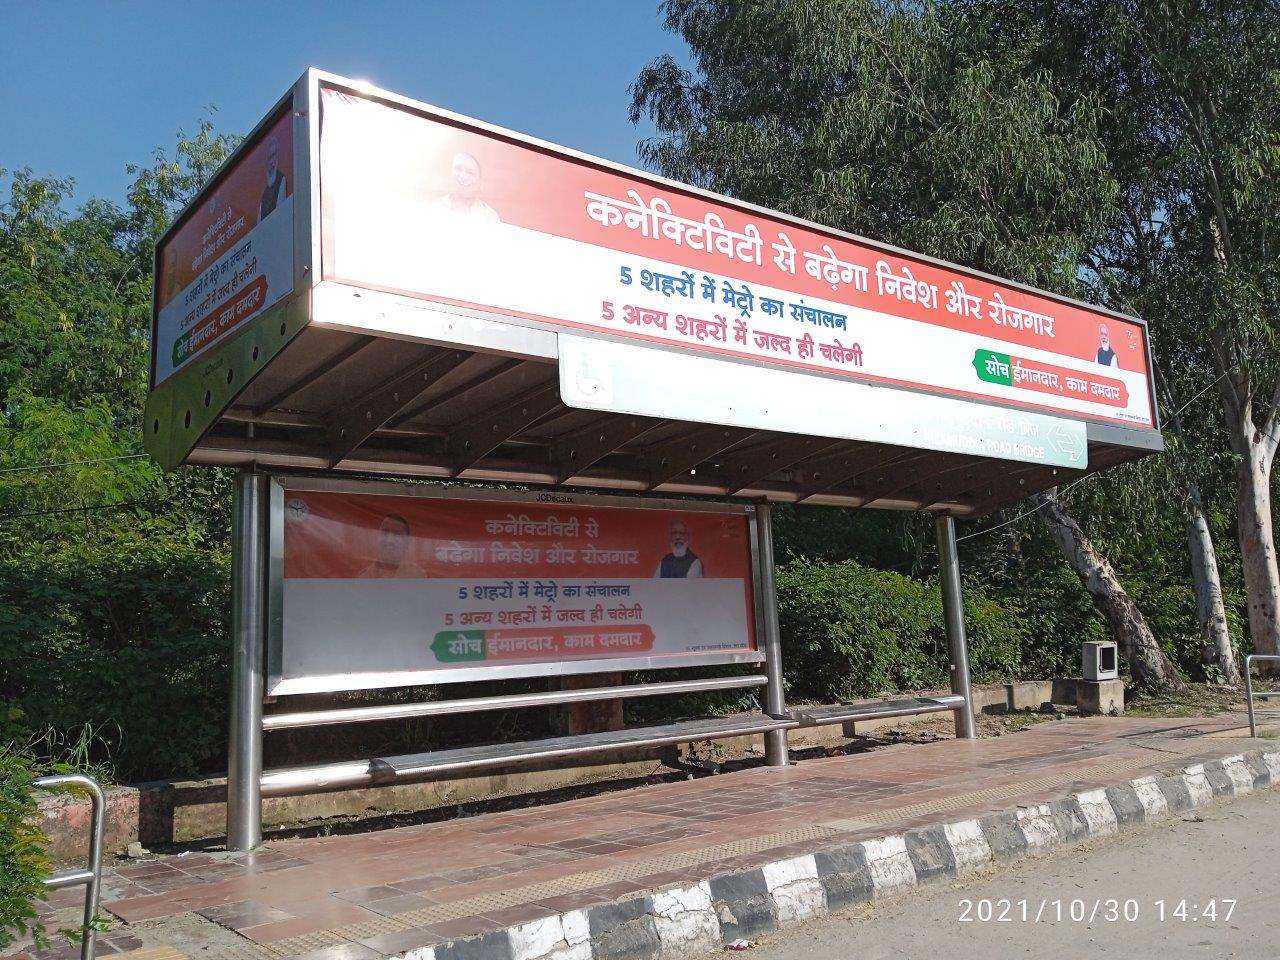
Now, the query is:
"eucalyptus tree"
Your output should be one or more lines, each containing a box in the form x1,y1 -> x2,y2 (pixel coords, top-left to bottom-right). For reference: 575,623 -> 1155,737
993,0 -> 1278,671
631,0 -> 1182,687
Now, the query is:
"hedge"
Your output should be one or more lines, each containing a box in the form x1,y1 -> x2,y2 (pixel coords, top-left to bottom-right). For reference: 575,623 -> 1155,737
777,559 -> 1026,702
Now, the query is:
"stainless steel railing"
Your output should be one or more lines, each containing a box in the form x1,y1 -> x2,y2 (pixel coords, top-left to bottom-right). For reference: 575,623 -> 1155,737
1245,654 -> 1280,738
33,774 -> 105,960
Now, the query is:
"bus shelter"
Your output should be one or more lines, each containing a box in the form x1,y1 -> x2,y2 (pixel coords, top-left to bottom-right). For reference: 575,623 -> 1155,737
146,70 -> 1162,851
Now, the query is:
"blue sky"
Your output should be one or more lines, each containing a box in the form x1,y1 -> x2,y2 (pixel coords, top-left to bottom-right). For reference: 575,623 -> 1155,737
2,1 -> 690,207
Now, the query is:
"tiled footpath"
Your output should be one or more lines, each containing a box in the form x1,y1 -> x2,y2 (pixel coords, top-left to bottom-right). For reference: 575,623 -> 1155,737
17,715 -> 1275,960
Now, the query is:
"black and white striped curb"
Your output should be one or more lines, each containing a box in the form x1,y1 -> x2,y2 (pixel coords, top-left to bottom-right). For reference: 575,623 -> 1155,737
394,750 -> 1280,960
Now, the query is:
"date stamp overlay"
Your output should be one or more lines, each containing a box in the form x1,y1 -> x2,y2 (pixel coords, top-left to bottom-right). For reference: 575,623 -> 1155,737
958,898 -> 1238,924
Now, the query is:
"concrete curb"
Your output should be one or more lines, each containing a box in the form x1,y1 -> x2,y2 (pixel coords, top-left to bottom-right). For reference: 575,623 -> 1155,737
397,748 -> 1280,960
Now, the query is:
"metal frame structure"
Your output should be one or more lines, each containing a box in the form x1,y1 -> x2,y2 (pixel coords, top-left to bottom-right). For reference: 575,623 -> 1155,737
227,471 -> 805,851
264,476 -> 766,695
1245,654 -> 1280,738
140,69 -> 1166,852
32,774 -> 105,960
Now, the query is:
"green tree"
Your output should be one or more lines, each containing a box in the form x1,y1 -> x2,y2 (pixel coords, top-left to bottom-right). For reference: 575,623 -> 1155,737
1004,0 -> 1279,666
632,0 -> 1183,687
0,122 -> 240,781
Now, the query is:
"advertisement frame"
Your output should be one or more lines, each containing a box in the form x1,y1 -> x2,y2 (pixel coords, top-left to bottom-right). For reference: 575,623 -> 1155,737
148,82 -> 309,390
265,476 -> 767,696
305,69 -> 1161,436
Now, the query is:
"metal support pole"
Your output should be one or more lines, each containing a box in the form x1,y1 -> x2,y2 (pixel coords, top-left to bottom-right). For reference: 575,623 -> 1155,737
936,514 -> 977,739
227,471 -> 268,850
1246,655 -> 1258,738
755,503 -> 791,765
33,774 -> 103,960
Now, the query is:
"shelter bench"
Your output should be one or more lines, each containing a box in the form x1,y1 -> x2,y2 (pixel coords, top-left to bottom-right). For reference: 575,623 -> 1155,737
258,686 -> 968,796
792,695 -> 968,729
259,674 -> 794,797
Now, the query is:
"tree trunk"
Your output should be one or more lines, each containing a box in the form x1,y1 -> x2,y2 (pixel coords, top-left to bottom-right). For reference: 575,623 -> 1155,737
1184,482 -> 1239,685
1237,442 -> 1280,661
1032,491 -> 1183,690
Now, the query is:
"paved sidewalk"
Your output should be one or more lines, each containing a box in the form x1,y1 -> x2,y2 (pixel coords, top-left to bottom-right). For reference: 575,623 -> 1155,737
20,714 -> 1268,960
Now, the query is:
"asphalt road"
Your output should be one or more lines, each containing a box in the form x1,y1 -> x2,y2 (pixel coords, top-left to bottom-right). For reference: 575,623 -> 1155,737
745,787 -> 1278,960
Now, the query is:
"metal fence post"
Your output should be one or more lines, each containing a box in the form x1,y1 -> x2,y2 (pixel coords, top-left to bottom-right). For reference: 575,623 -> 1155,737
227,471 -> 268,850
1246,654 -> 1258,738
755,502 -> 791,766
1243,654 -> 1280,738
33,774 -> 104,960
936,514 -> 977,739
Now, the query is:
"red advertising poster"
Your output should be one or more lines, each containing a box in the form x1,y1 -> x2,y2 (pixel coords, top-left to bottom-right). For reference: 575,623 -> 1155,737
153,107 -> 296,384
319,87 -> 1155,430
276,489 -> 758,693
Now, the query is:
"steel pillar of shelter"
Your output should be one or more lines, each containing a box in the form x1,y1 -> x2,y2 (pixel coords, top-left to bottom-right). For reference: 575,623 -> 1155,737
755,503 -> 791,766
936,514 -> 977,739
228,471 -> 268,851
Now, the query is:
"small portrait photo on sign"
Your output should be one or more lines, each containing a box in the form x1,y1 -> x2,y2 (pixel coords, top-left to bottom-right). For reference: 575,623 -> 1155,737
654,517 -> 704,579
358,512 -> 423,579
430,151 -> 501,223
1095,323 -> 1120,368
259,135 -> 289,221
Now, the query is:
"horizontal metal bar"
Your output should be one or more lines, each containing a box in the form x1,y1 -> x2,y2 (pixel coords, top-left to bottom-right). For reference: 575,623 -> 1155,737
1246,655 -> 1280,662
261,714 -> 798,797
43,868 -> 95,891
264,675 -> 769,730
267,649 -> 766,697
793,696 -> 967,728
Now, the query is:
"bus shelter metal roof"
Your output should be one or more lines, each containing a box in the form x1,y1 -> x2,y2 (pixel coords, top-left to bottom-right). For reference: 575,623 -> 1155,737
185,310 -> 1153,516
147,70 -> 1162,515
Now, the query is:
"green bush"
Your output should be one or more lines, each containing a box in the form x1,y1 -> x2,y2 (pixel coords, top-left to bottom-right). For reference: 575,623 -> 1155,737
999,562 -> 1108,679
0,539 -> 230,781
0,745 -> 48,951
776,559 -> 1025,703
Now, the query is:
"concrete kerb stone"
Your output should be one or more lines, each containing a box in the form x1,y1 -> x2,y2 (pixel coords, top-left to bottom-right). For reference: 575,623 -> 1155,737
508,911 -> 591,960
648,883 -> 721,958
1102,783 -> 1145,827
860,836 -> 917,899
760,855 -> 827,925
317,750 -> 1280,960
1047,798 -> 1092,844
707,870 -> 777,941
902,825 -> 958,884
1245,753 -> 1273,788
1181,763 -> 1216,805
812,844 -> 875,910
1200,759 -> 1237,797
1074,788 -> 1119,837
586,898 -> 660,960
1157,773 -> 1194,812
977,810 -> 1028,861
941,819 -> 994,875
1220,754 -> 1256,795
1129,776 -> 1169,820
1013,803 -> 1060,851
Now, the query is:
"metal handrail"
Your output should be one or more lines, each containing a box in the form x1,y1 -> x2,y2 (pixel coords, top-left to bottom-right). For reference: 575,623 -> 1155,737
1245,654 -> 1280,738
262,674 -> 770,731
32,774 -> 105,960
